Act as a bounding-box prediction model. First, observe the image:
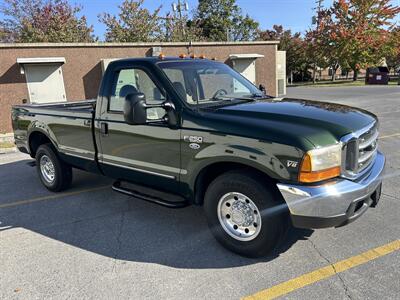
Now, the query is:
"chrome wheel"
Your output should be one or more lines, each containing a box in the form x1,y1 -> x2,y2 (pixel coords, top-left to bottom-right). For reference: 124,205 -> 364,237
40,155 -> 55,184
217,192 -> 262,241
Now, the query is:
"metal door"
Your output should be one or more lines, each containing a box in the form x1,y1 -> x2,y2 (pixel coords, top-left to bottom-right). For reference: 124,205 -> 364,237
25,64 -> 67,103
97,65 -> 182,193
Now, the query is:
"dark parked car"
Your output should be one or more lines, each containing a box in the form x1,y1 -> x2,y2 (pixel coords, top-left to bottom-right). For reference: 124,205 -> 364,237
11,57 -> 385,257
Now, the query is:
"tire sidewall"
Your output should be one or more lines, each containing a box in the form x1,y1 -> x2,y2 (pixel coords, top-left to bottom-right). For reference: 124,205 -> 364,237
204,172 -> 285,257
36,144 -> 65,191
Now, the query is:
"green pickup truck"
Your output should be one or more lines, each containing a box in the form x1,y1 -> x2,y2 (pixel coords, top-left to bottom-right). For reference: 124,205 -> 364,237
12,57 -> 385,257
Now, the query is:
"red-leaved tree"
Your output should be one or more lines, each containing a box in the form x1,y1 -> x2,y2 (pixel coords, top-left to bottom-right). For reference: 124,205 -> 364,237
0,0 -> 95,42
308,0 -> 400,80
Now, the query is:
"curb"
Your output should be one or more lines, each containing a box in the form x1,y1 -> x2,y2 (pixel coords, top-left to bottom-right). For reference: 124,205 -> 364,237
0,133 -> 14,142
0,147 -> 17,154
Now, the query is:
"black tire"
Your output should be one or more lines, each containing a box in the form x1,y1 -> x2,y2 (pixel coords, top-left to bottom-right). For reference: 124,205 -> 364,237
204,170 -> 288,258
35,143 -> 72,192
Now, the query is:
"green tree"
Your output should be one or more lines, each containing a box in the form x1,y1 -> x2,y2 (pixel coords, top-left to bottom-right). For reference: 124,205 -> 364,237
0,0 -> 95,42
0,27 -> 7,41
258,25 -> 312,83
194,0 -> 259,41
162,12 -> 204,42
99,0 -> 162,42
306,9 -> 340,81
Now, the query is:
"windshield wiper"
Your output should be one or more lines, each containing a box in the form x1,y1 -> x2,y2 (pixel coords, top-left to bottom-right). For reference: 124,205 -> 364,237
212,94 -> 271,102
250,93 -> 273,99
210,96 -> 235,101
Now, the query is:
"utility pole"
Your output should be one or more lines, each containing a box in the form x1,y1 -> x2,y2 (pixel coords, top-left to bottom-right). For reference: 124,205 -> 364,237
161,13 -> 173,41
312,0 -> 323,83
172,0 -> 189,41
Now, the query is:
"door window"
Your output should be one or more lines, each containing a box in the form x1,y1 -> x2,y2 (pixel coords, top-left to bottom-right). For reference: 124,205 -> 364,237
109,68 -> 165,119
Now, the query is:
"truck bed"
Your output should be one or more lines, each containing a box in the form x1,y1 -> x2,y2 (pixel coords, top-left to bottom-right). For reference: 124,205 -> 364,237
12,100 -> 97,162
13,99 -> 96,115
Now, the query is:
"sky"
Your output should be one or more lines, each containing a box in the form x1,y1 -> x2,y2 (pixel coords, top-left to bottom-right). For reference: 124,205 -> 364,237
72,0 -> 336,38
1,0 -> 399,40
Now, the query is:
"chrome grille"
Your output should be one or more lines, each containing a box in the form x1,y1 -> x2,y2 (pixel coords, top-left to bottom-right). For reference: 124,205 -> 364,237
341,122 -> 378,178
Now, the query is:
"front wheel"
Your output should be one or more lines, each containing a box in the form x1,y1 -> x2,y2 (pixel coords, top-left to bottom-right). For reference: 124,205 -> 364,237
35,144 -> 72,192
204,171 -> 288,257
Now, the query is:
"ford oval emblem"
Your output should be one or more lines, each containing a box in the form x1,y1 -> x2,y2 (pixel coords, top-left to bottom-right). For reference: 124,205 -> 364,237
189,143 -> 200,150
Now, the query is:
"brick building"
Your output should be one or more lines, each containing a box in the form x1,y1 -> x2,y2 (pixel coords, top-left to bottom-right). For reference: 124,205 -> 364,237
0,41 -> 282,133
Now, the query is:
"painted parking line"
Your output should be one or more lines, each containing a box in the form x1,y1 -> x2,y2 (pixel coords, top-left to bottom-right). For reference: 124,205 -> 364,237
376,109 -> 400,115
380,133 -> 400,139
0,185 -> 110,209
243,240 -> 400,300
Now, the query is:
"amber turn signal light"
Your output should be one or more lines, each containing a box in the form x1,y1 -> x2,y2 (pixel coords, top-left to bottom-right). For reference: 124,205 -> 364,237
299,153 -> 341,183
299,166 -> 341,183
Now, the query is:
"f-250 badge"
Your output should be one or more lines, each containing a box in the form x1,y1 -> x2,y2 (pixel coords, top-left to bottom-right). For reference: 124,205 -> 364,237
184,136 -> 203,150
184,135 -> 203,143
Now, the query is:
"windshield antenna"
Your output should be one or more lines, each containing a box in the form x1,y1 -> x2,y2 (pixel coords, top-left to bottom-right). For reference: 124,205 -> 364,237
195,76 -> 199,107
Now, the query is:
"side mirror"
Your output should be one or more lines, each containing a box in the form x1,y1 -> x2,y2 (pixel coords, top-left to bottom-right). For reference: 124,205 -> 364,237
124,93 -> 147,125
259,84 -> 266,94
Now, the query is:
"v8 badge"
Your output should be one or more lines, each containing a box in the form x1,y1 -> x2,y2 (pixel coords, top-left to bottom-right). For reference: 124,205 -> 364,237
287,160 -> 298,168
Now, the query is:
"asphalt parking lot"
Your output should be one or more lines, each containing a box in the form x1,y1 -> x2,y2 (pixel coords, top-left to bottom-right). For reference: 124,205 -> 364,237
1,85 -> 399,299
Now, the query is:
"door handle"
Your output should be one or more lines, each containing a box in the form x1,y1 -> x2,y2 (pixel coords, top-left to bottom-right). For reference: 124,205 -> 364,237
100,122 -> 108,136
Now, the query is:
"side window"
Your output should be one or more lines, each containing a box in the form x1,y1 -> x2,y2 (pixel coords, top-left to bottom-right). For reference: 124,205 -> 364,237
109,68 -> 165,113
163,68 -> 195,104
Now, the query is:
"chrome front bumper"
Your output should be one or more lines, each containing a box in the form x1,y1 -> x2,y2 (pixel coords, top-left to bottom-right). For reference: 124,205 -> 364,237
277,151 -> 385,229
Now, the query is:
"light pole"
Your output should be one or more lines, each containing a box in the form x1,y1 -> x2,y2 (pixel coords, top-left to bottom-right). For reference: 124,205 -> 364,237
172,0 -> 189,41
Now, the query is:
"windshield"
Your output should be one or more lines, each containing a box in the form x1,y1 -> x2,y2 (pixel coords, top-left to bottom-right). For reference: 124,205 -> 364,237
158,60 -> 265,106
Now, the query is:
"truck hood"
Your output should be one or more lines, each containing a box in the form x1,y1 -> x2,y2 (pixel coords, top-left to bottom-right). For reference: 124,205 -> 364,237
213,98 -> 377,148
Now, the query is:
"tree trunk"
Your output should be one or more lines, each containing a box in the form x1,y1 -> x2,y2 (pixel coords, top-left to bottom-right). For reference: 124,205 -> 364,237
353,69 -> 358,81
331,68 -> 336,81
312,64 -> 317,83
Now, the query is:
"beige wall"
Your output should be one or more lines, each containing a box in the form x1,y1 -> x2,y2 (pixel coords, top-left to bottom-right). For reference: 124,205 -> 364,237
0,41 -> 278,133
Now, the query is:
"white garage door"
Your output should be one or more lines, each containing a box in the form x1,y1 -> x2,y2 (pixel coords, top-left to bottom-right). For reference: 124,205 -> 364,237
24,64 -> 67,104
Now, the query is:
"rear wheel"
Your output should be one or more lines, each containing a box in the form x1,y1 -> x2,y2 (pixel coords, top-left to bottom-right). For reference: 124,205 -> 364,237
35,144 -> 72,192
204,170 -> 288,257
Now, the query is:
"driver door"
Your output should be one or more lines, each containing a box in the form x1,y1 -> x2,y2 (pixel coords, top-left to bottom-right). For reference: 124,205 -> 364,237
97,65 -> 181,192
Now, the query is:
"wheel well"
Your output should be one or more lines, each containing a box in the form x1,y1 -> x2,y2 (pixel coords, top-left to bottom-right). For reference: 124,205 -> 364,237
194,162 -> 277,205
29,131 -> 52,157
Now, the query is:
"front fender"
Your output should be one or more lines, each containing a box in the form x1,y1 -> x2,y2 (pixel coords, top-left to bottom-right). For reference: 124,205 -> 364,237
180,130 -> 304,196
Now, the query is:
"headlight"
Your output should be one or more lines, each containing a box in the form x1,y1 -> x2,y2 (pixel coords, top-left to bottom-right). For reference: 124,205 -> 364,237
299,144 -> 342,183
